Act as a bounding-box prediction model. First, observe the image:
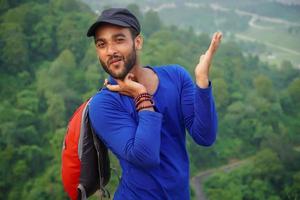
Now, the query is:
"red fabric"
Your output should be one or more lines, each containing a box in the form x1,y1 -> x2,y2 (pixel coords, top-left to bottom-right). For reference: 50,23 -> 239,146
62,101 -> 89,200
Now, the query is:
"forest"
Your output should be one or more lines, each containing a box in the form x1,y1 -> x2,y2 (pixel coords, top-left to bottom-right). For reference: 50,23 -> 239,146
0,0 -> 299,199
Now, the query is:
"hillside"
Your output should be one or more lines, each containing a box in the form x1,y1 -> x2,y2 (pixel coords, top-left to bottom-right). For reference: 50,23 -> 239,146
0,0 -> 299,199
84,0 -> 300,68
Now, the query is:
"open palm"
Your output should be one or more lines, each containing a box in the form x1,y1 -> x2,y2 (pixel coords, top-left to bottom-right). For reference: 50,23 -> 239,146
195,32 -> 222,87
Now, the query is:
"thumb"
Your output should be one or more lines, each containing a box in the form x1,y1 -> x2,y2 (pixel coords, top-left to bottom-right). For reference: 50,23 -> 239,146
199,54 -> 205,63
127,73 -> 135,81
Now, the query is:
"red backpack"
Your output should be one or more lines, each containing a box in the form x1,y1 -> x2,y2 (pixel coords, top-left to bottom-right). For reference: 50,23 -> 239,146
61,97 -> 110,200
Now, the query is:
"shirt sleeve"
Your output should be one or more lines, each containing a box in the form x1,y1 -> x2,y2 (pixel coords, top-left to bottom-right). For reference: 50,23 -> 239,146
179,66 -> 218,146
88,91 -> 163,168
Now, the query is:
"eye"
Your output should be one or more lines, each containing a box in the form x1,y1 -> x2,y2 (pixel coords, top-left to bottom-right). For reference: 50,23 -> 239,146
96,41 -> 105,48
116,37 -> 125,43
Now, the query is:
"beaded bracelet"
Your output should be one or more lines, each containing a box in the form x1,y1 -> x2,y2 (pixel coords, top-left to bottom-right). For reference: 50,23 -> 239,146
135,98 -> 154,108
137,99 -> 155,108
137,104 -> 155,112
134,93 -> 152,103
134,92 -> 155,111
135,97 -> 153,108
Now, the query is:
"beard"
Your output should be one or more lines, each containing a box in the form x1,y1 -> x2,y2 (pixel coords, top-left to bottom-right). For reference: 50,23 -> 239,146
99,45 -> 137,80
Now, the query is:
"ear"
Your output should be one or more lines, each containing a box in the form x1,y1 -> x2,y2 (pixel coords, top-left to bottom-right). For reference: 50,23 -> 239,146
134,34 -> 143,50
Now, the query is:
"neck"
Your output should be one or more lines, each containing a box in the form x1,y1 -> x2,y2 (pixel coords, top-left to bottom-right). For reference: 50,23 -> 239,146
129,62 -> 148,83
129,62 -> 158,95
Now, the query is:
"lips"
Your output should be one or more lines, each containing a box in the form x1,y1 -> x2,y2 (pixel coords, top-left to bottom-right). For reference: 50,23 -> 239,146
108,57 -> 123,65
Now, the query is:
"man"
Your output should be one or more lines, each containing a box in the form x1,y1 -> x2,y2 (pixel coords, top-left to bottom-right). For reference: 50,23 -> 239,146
87,8 -> 221,200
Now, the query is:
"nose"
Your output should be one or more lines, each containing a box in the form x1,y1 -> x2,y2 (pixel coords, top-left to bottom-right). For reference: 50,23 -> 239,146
106,43 -> 117,56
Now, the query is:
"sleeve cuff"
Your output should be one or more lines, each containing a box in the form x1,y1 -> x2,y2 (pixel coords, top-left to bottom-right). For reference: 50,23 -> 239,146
195,81 -> 212,96
138,110 -> 163,120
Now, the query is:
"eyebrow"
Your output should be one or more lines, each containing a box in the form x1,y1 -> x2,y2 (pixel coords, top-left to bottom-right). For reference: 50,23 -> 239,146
95,33 -> 127,43
112,33 -> 126,39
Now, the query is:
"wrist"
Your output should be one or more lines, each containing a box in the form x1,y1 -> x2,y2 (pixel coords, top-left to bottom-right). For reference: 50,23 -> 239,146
133,88 -> 147,99
196,76 -> 209,88
137,100 -> 155,112
134,92 -> 155,112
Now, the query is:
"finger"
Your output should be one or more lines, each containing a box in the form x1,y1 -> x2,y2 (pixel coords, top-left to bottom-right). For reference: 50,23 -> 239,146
214,32 -> 222,46
124,73 -> 138,83
114,78 -> 126,87
215,32 -> 222,50
119,91 -> 131,96
208,32 -> 222,54
200,52 -> 212,68
216,32 -> 222,43
199,54 -> 205,63
213,32 -> 220,44
127,73 -> 134,80
217,32 -> 223,40
106,84 -> 121,92
103,78 -> 108,87
207,33 -> 217,53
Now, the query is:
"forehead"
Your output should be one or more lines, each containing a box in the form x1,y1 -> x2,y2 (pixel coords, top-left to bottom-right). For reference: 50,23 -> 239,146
94,23 -> 131,39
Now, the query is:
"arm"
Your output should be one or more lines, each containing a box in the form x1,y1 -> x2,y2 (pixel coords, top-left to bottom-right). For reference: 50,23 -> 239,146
195,32 -> 222,88
180,68 -> 217,146
89,92 -> 163,168
181,32 -> 222,146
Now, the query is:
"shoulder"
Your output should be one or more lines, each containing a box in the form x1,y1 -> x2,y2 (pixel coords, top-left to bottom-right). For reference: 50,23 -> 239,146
155,64 -> 192,82
88,88 -> 130,131
154,64 -> 190,78
154,64 -> 185,72
89,88 -> 123,112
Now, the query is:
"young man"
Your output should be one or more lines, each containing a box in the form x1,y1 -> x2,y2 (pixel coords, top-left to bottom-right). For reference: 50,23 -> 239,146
87,8 -> 221,200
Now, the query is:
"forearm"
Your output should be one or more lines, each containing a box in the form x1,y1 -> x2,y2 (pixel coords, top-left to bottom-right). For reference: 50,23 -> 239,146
189,82 -> 217,146
126,110 -> 162,167
89,92 -> 162,168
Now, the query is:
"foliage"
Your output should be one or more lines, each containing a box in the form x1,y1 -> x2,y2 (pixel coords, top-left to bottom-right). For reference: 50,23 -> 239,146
0,1 -> 299,199
204,147 -> 300,200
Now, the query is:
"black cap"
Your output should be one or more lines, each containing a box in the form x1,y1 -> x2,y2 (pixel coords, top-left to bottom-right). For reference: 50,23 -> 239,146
87,8 -> 141,37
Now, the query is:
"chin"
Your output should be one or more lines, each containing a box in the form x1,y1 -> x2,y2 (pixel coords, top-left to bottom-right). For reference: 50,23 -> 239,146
110,70 -> 128,80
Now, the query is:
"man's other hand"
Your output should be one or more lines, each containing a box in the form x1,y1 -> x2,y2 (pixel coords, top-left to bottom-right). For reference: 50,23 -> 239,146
195,32 -> 222,88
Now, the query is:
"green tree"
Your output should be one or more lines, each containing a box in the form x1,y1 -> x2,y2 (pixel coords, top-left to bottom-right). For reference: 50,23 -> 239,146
55,13 -> 92,60
252,149 -> 284,182
142,10 -> 162,37
287,78 -> 300,112
212,78 -> 229,110
253,74 -> 275,101
0,23 -> 29,73
127,3 -> 143,22
284,171 -> 300,199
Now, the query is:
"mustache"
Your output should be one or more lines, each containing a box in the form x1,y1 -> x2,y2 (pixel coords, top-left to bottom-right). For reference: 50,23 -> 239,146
107,54 -> 124,65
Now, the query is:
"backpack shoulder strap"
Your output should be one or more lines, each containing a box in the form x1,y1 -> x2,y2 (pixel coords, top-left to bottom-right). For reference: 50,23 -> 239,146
90,127 -> 110,199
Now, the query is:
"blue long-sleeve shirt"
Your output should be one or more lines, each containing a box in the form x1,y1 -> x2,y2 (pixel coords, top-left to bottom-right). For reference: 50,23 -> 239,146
88,65 -> 217,200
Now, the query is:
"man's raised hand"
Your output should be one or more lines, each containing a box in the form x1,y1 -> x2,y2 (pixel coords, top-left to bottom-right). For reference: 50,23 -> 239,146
195,32 -> 222,88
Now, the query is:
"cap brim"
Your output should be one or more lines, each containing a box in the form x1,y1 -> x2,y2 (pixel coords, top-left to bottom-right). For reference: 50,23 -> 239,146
87,19 -> 131,37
